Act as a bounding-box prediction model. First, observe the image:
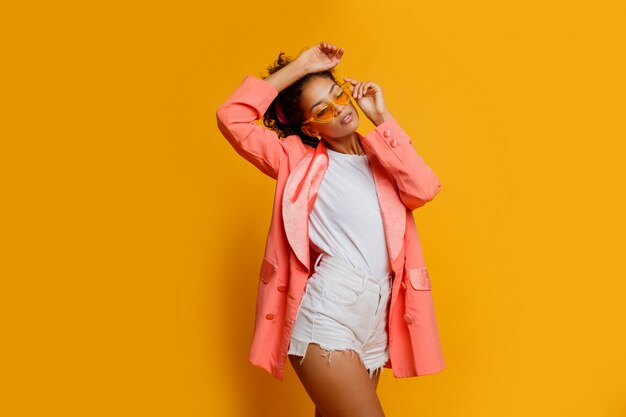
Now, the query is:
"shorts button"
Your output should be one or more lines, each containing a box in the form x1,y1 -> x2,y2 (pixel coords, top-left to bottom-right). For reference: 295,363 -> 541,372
390,138 -> 397,147
265,313 -> 275,320
383,129 -> 391,137
404,313 -> 414,325
277,284 -> 287,293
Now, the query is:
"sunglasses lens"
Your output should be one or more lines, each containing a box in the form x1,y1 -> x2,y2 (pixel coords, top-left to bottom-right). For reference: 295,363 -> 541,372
337,90 -> 350,105
315,107 -> 334,121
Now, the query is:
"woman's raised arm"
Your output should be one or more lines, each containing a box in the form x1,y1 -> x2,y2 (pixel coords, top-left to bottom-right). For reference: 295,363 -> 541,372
216,43 -> 344,179
265,42 -> 344,91
215,64 -> 305,179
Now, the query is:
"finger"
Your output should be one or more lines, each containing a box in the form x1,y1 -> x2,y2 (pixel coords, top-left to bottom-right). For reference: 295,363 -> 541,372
360,81 -> 371,98
359,83 -> 367,99
353,82 -> 361,98
361,81 -> 372,95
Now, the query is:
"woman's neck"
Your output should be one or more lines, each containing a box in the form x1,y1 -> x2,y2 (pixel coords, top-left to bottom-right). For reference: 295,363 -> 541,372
322,132 -> 365,155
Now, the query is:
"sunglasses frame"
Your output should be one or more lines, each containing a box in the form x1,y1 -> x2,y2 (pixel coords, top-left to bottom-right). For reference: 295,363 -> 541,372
301,82 -> 353,126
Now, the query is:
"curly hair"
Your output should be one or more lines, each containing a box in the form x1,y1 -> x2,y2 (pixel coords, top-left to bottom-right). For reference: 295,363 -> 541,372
262,52 -> 339,148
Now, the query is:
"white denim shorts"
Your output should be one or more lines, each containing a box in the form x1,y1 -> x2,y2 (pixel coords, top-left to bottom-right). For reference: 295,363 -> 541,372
288,252 -> 392,379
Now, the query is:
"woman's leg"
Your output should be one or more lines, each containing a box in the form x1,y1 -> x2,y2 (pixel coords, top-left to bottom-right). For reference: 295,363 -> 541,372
311,369 -> 380,417
289,343 -> 385,417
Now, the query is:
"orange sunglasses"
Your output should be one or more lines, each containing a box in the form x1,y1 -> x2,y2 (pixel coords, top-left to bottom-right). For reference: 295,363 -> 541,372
301,82 -> 353,126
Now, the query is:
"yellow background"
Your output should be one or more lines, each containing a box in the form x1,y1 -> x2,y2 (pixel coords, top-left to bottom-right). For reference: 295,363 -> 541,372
2,0 -> 625,415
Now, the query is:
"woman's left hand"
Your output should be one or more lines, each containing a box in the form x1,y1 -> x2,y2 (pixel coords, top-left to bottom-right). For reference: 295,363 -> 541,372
343,77 -> 392,126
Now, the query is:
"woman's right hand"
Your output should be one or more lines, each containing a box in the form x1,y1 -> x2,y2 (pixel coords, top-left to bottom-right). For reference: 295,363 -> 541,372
294,42 -> 344,74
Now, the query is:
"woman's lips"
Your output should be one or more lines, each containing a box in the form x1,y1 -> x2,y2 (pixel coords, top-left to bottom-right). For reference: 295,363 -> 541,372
341,112 -> 353,124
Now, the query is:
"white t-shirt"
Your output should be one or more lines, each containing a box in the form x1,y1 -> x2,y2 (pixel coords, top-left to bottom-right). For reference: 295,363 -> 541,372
308,147 -> 390,279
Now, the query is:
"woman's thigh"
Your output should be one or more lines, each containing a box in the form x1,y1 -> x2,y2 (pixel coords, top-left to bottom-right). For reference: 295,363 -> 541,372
289,343 -> 385,417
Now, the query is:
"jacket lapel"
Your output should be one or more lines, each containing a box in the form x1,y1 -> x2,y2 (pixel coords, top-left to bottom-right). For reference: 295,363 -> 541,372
359,130 -> 407,267
282,140 -> 328,272
282,132 -> 406,274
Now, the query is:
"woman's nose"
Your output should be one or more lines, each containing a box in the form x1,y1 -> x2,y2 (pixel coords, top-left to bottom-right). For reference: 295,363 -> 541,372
332,103 -> 346,116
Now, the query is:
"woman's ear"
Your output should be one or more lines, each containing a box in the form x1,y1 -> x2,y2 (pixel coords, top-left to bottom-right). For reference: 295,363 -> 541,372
301,124 -> 319,138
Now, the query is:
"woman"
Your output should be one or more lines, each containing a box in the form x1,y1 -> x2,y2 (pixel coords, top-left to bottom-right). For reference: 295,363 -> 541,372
216,42 -> 445,417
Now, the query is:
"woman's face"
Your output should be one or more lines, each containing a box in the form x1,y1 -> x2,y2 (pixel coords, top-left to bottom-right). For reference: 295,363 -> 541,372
299,76 -> 359,139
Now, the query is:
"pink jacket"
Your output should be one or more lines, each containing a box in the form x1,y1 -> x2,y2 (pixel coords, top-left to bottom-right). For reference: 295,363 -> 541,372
216,74 -> 445,381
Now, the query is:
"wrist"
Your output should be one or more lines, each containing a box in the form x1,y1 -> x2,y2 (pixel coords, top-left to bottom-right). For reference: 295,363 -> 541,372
372,110 -> 393,127
291,59 -> 310,77
267,61 -> 309,92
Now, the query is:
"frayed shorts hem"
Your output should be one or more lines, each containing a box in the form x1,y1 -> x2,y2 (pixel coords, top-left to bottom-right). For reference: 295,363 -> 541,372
288,337 -> 388,379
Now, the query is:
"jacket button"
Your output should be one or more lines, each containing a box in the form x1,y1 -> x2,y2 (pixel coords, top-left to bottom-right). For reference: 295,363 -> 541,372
265,313 -> 275,320
401,281 -> 407,290
390,138 -> 397,147
383,129 -> 391,138
277,284 -> 287,293
404,313 -> 414,324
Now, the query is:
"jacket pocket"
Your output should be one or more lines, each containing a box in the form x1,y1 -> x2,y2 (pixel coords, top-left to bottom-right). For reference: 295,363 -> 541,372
259,256 -> 279,283
406,267 -> 432,291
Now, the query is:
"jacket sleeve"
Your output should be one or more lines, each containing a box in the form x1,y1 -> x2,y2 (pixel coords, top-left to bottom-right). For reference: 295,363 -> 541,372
216,74 -> 287,180
361,116 -> 443,210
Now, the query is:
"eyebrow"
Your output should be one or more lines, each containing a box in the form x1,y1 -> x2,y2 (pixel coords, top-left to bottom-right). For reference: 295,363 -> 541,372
310,84 -> 338,112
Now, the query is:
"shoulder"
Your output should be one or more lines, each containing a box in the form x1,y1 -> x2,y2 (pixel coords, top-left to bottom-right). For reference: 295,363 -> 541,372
279,134 -> 314,164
